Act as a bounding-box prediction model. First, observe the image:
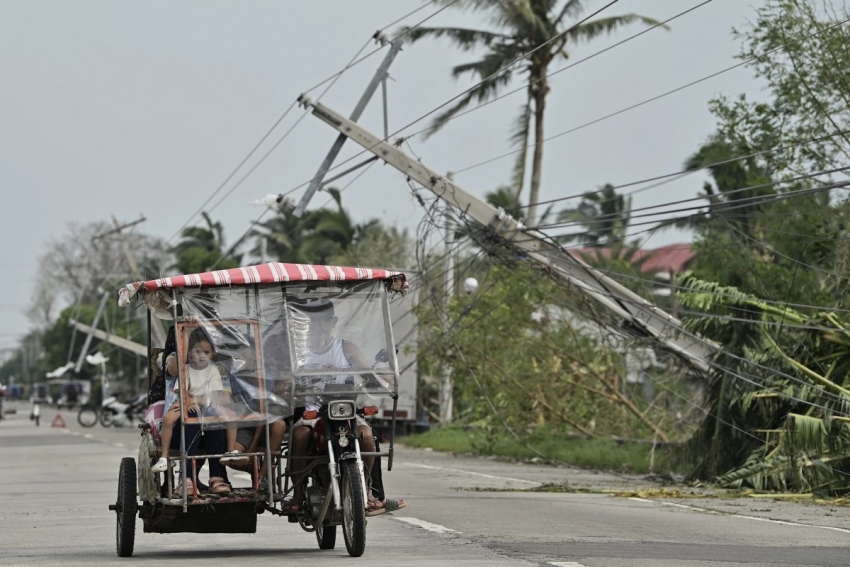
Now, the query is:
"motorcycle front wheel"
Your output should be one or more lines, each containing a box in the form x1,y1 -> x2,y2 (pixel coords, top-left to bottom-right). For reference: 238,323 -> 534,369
340,460 -> 366,557
77,405 -> 98,428
100,410 -> 115,428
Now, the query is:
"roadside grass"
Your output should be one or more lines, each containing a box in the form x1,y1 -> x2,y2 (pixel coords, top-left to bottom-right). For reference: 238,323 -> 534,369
400,426 -> 662,474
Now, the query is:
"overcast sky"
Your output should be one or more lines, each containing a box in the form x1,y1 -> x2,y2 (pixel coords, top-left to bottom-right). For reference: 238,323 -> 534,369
0,0 -> 768,350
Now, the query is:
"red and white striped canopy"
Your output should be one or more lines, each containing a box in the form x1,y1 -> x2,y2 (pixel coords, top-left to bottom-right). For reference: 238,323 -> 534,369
118,263 -> 406,307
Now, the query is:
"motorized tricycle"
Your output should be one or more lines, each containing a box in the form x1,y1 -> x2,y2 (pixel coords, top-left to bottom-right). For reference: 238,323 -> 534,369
111,262 -> 406,557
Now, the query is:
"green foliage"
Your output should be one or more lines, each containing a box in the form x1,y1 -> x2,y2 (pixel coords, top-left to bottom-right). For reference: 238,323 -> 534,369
251,192 -> 411,267
557,183 -> 633,247
172,212 -> 240,274
676,271 -> 850,493
0,299 -> 147,398
416,262 -> 686,442
402,425 -> 657,473
719,0 -> 850,174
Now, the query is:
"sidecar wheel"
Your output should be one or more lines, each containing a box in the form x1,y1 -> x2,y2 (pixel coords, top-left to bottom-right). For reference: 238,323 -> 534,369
340,460 -> 366,557
115,457 -> 137,557
316,523 -> 336,550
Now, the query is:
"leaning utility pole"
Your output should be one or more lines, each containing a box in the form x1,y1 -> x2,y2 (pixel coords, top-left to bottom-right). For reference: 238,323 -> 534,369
305,100 -> 714,373
93,215 -> 167,348
74,290 -> 109,374
292,36 -> 403,217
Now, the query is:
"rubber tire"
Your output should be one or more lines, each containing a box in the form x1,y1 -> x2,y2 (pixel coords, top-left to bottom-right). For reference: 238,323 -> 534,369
340,460 -> 366,557
316,523 -> 337,550
100,410 -> 115,428
116,457 -> 137,557
77,406 -> 98,428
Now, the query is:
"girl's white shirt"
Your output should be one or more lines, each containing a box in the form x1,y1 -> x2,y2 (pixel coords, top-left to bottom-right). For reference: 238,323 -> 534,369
175,363 -> 224,398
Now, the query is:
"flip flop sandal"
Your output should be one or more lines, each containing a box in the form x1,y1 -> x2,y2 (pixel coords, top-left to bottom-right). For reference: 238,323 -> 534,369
366,499 -> 387,517
384,498 -> 406,513
209,477 -> 233,496
174,478 -> 196,498
366,497 -> 406,517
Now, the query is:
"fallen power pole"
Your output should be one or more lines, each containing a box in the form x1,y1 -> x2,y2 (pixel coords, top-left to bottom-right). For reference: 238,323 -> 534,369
68,320 -> 148,357
304,99 -> 714,373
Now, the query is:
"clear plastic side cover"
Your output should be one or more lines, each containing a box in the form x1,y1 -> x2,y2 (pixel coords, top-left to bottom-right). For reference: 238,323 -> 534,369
173,288 -> 269,429
172,280 -> 397,427
284,280 -> 397,412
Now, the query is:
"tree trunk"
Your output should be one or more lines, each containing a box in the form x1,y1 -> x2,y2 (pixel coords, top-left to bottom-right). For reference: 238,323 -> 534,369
526,70 -> 548,227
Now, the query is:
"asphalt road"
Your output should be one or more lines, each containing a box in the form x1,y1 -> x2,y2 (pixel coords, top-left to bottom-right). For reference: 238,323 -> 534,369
2,401 -> 850,566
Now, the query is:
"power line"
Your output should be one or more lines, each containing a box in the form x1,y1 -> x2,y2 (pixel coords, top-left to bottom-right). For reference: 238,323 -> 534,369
269,0 -> 628,207
167,1 -> 460,244
299,0 -> 461,96
405,0 -> 716,141
531,164 -> 850,233
516,129 -> 850,211
505,175 -> 850,243
451,16 -> 850,178
207,157 -> 379,270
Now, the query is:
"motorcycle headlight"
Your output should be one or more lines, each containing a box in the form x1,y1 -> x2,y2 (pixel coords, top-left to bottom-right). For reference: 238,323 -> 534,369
328,401 -> 355,420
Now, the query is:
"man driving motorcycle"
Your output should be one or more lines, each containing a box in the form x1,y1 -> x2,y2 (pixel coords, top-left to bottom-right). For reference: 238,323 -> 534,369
283,298 -> 378,514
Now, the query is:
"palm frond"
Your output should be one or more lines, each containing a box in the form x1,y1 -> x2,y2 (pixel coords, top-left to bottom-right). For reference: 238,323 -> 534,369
424,63 -> 514,138
555,0 -> 587,27
565,15 -> 665,44
496,0 -> 548,39
402,26 -> 507,50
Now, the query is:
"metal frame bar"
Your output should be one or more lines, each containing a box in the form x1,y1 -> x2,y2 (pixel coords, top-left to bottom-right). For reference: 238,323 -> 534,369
171,289 -> 189,511
381,284 -> 401,470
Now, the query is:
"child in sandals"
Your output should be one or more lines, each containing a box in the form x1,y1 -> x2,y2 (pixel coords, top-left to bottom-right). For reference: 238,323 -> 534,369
151,327 -> 232,495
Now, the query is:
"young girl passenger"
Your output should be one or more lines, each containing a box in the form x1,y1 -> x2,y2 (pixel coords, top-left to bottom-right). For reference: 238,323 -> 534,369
151,327 -> 232,495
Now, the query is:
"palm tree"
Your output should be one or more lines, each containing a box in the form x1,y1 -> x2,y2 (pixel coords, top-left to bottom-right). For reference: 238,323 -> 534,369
251,189 -> 357,265
556,183 -> 632,246
656,136 -> 773,241
171,212 -> 239,274
404,0 -> 661,226
485,185 -> 525,220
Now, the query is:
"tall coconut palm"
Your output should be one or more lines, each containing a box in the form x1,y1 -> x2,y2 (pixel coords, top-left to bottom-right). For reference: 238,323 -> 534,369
404,0 -> 661,226
250,189 -> 357,265
171,212 -> 239,274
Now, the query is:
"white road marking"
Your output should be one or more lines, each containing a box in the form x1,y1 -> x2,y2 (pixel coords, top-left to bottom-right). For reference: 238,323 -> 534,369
60,429 -> 70,434
71,431 -> 81,436
549,562 -> 588,567
83,434 -> 93,439
626,496 -> 850,534
114,443 -> 125,448
394,517 -> 459,534
399,462 -> 541,486
628,497 -> 651,503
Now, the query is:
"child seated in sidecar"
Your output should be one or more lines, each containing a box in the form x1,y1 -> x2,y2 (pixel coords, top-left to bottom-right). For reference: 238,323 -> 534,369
150,327 -> 233,495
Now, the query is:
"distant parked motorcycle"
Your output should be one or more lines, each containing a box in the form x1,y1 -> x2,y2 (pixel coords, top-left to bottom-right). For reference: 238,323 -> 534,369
99,393 -> 147,427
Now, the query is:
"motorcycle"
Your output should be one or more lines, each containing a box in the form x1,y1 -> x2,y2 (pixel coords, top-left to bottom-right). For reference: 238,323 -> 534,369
100,392 -> 147,427
299,387 -> 377,557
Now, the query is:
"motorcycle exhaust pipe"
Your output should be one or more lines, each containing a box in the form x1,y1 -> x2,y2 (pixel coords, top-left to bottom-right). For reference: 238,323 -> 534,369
327,440 -> 342,511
